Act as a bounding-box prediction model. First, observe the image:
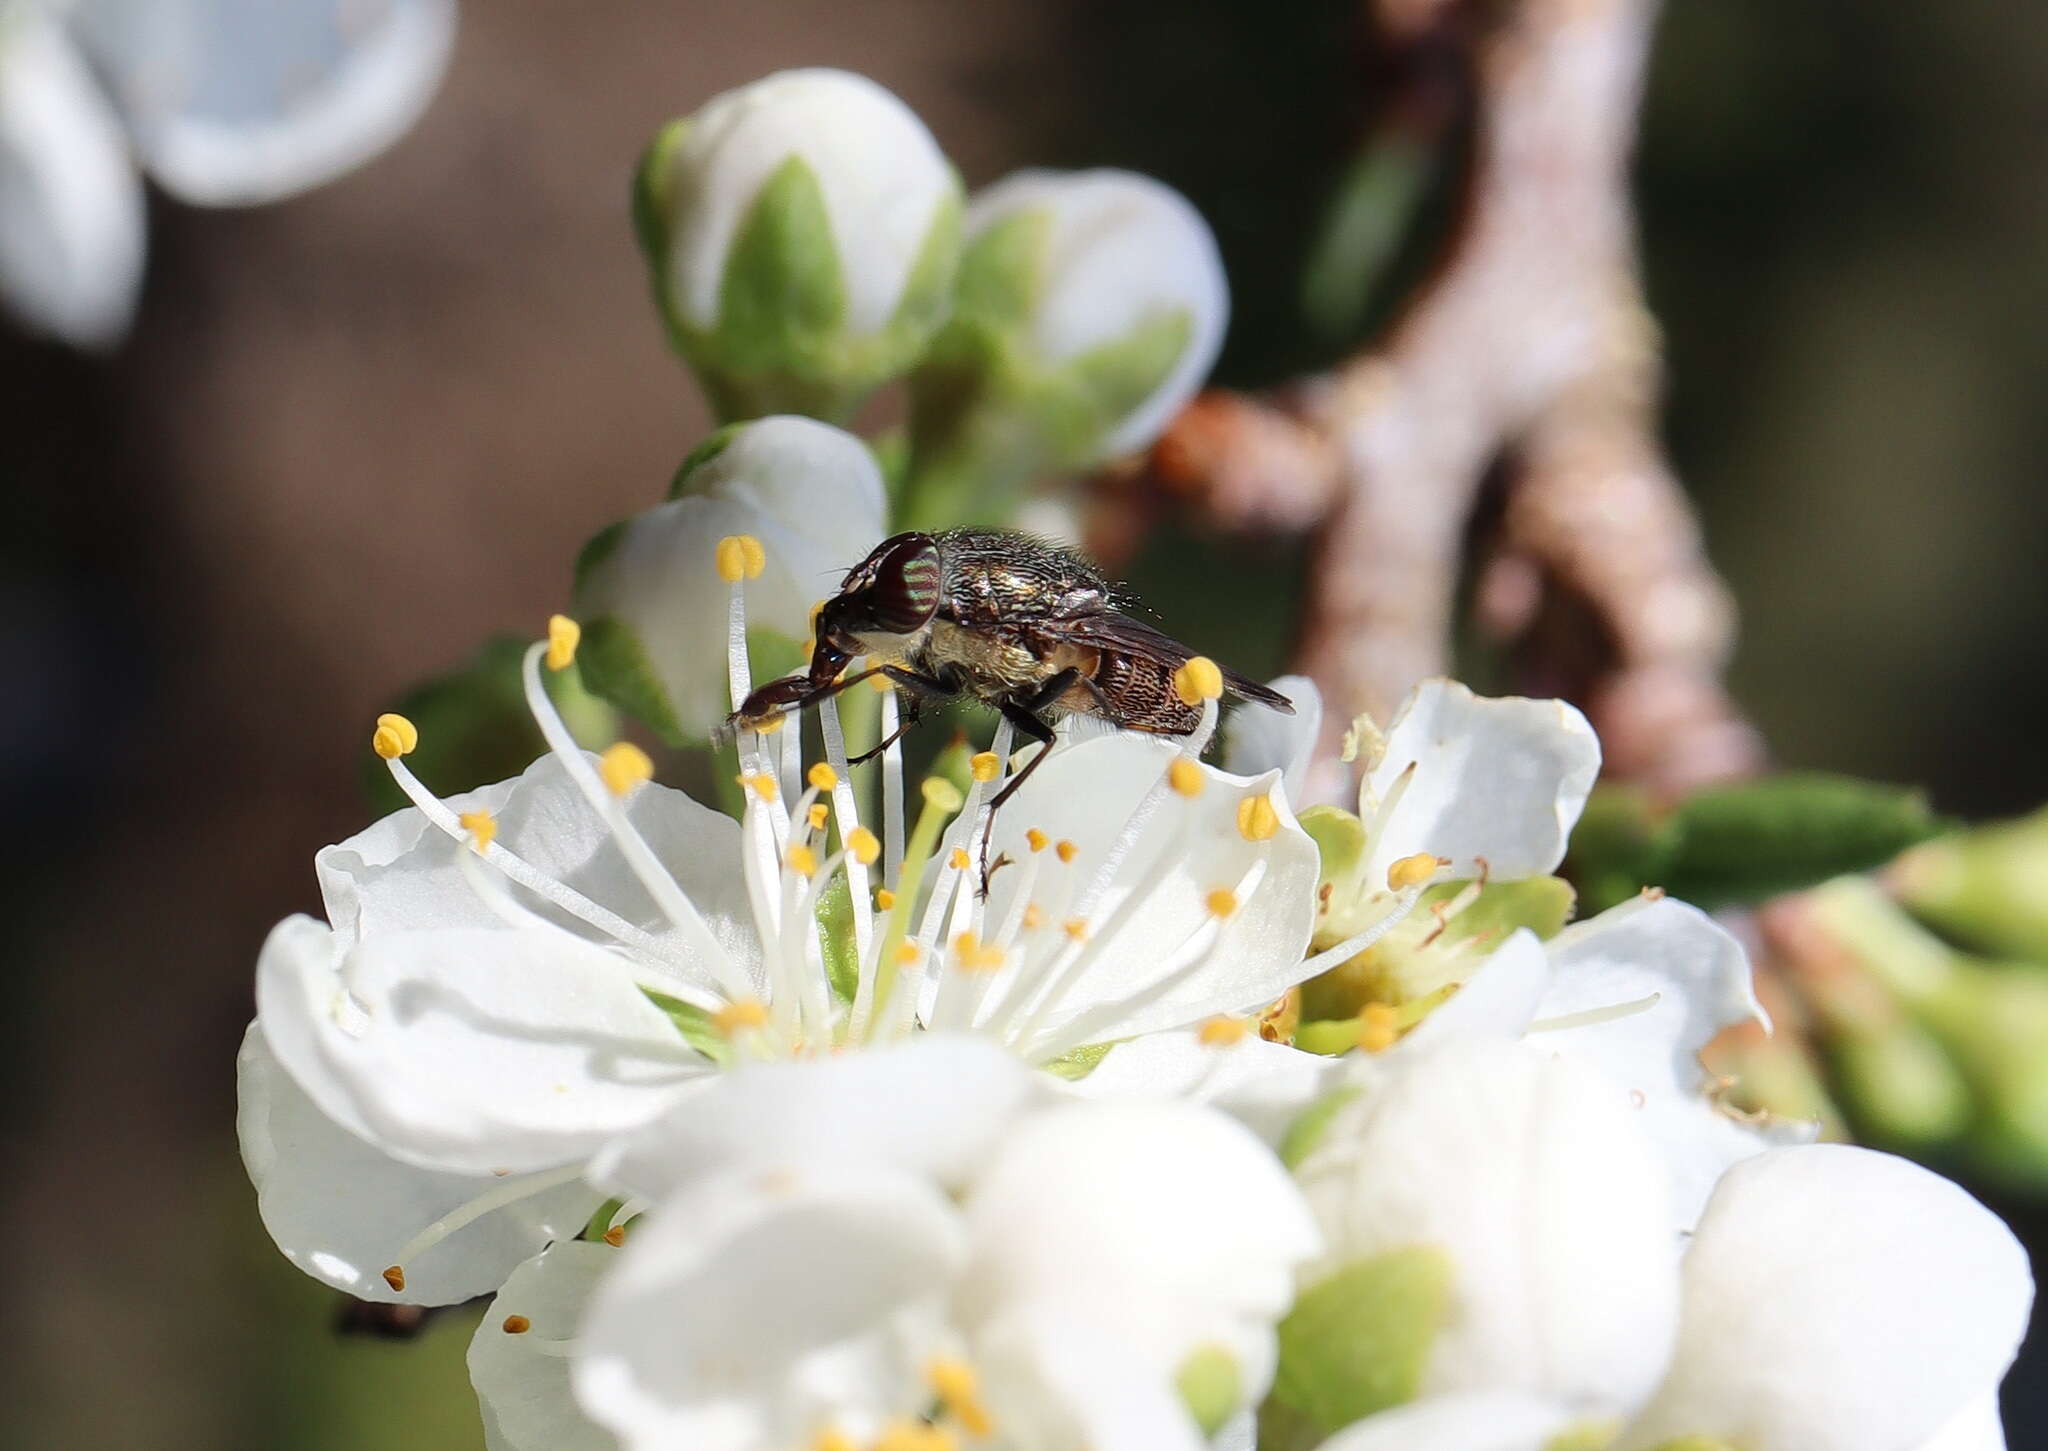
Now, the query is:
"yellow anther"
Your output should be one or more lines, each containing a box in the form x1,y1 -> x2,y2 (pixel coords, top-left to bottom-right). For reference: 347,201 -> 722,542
459,810 -> 497,854
1026,828 -> 1049,853
1167,758 -> 1205,797
875,887 -> 897,910
1206,888 -> 1240,919
713,998 -> 769,1036
1172,655 -> 1224,705
786,843 -> 819,877
970,751 -> 1001,783
922,776 -> 964,813
545,614 -> 580,671
809,1432 -> 857,1451
951,931 -> 1004,973
927,1357 -> 995,1437
1199,1016 -> 1249,1047
602,1224 -> 626,1247
949,847 -> 972,873
371,712 -> 418,760
893,941 -> 922,967
738,772 -> 779,802
875,1422 -> 958,1451
715,533 -> 766,582
1387,852 -> 1448,891
753,711 -> 786,735
1056,839 -> 1078,864
807,763 -> 839,792
502,1314 -> 532,1334
1357,1001 -> 1399,1054
1063,918 -> 1089,942
846,826 -> 881,866
381,1265 -> 406,1292
806,802 -> 830,832
1022,902 -> 1045,931
1236,793 -> 1280,842
600,742 -> 654,797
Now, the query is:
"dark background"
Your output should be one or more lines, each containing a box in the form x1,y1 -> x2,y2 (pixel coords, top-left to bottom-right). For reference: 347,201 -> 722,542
3,2 -> 2042,1445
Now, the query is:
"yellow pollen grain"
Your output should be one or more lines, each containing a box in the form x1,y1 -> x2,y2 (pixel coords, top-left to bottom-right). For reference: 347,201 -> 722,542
807,763 -> 839,792
1357,1001 -> 1399,1054
1056,839 -> 1078,864
893,941 -> 922,967
1026,828 -> 1049,853
1063,918 -> 1089,942
715,533 -> 765,582
1199,1016 -> 1248,1047
869,671 -> 896,694
599,742 -> 654,797
545,614 -> 580,671
1172,655 -> 1224,705
602,1224 -> 626,1247
753,712 -> 786,735
1206,887 -> 1240,919
1236,794 -> 1280,842
1387,852 -> 1448,891
875,887 -> 897,909
970,751 -> 1001,783
459,810 -> 497,854
1167,758 -> 1205,797
922,777 -> 964,813
371,712 -> 418,760
948,847 -> 971,873
713,998 -> 769,1036
847,826 -> 881,866
786,843 -> 819,877
501,1314 -> 531,1334
927,1357 -> 994,1438
806,802 -> 830,832
1022,902 -> 1045,931
381,1265 -> 406,1292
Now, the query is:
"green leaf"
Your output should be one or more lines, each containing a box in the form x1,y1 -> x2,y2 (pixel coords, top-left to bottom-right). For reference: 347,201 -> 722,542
716,155 -> 847,375
1278,1085 -> 1362,1169
576,615 -> 685,747
1300,137 -> 1434,343
1271,1247 -> 1454,1434
1174,1345 -> 1242,1437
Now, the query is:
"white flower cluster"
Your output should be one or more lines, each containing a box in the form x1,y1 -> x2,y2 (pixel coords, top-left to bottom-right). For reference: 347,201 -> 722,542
238,503 -> 2032,1451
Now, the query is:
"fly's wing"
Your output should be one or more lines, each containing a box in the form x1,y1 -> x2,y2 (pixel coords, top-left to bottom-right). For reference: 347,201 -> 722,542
1056,612 -> 1296,713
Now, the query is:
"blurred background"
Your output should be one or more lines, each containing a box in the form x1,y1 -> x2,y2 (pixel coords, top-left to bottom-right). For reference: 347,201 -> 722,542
2,1 -> 2043,1446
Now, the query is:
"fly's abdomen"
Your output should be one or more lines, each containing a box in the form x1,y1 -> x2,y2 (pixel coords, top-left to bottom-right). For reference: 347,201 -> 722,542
1089,651 -> 1202,735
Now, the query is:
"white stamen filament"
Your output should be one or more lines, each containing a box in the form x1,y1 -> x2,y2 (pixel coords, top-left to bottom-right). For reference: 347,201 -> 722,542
390,1162 -> 590,1273
878,683 -> 906,884
1296,886 -> 1431,978
1527,991 -> 1663,1035
818,695 -> 875,963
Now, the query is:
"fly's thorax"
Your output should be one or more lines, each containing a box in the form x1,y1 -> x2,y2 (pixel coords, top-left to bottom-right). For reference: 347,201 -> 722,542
921,618 -> 1057,695
845,623 -> 933,661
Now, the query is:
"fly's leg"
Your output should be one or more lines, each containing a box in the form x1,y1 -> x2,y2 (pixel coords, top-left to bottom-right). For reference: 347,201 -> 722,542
729,663 -> 957,738
974,670 -> 1075,897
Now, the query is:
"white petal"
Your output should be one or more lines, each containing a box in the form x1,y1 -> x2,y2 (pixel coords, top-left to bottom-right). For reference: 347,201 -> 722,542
575,1162 -> 960,1451
1625,1145 -> 2032,1451
966,168 -> 1228,457
1361,681 -> 1599,886
1310,1392 -> 1575,1451
975,1301 -> 1208,1451
67,0 -> 455,205
574,416 -> 887,738
1295,1041 -> 1678,1418
1397,928 -> 1551,1054
973,736 -> 1320,1043
0,12 -> 144,346
1220,674 -> 1322,807
957,1100 -> 1320,1408
256,913 -> 703,1175
238,1024 -> 592,1306
1911,1393 -> 2007,1451
471,1241 -> 621,1451
1071,1029 -> 1341,1148
662,69 -> 955,337
318,751 -> 758,985
1533,898 -> 1771,1226
591,1034 -> 1045,1204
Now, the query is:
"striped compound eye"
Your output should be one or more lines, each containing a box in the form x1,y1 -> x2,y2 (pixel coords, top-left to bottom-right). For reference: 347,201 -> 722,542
866,535 -> 942,634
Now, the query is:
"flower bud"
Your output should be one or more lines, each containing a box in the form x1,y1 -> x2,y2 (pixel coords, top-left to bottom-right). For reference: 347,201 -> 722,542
634,69 -> 963,421
901,168 -> 1227,524
1890,806 -> 2048,961
571,416 -> 886,742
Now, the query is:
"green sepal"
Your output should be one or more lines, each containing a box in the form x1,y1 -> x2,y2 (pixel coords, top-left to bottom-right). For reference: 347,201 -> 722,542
631,118 -> 691,349
952,208 -> 1048,326
1174,1345 -> 1242,1438
815,874 -> 860,1004
576,615 -> 686,747
717,155 -> 846,378
639,987 -> 728,1063
1270,1247 -> 1454,1434
573,520 -> 630,594
361,636 -> 617,816
1299,805 -> 1366,899
1041,1041 -> 1117,1082
1279,1085 -> 1362,1169
1065,309 -> 1191,425
667,424 -> 743,499
1891,806 -> 2048,961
